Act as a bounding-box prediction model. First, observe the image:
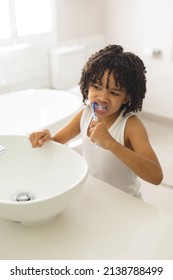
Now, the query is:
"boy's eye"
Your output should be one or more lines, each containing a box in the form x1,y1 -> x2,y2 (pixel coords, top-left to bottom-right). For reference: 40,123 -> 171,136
93,84 -> 101,90
110,91 -> 119,96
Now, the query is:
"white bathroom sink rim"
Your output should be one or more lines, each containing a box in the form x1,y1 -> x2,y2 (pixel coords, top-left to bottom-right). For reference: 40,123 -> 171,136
0,135 -> 88,205
0,134 -> 88,224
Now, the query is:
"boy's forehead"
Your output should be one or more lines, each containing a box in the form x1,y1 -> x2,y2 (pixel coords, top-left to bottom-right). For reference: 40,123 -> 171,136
90,68 -> 125,92
96,70 -> 119,87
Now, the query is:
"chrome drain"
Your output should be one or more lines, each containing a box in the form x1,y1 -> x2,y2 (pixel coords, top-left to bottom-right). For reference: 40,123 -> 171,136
14,192 -> 34,202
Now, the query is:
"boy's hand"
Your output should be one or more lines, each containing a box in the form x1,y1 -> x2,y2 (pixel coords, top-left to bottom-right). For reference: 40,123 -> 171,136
29,129 -> 51,148
89,121 -> 115,149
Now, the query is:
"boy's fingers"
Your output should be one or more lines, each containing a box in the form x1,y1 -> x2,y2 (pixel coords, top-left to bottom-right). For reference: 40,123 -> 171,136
29,131 -> 49,148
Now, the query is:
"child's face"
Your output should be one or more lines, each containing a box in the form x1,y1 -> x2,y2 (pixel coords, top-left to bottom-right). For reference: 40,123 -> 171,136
88,70 -> 129,119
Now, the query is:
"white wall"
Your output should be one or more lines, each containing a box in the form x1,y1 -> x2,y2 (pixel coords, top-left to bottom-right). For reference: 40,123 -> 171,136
0,0 -> 105,95
54,0 -> 105,42
104,0 -> 173,119
3,0 -> 173,120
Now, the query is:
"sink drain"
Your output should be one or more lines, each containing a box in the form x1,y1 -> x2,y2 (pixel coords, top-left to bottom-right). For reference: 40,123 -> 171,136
13,192 -> 34,202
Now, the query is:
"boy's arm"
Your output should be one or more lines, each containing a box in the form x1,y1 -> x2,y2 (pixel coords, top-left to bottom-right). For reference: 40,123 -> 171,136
30,108 -> 84,148
109,116 -> 163,185
89,115 -> 163,185
52,108 -> 84,144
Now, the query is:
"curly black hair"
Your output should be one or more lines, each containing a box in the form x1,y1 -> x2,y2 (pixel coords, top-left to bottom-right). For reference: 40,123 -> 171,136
79,44 -> 147,116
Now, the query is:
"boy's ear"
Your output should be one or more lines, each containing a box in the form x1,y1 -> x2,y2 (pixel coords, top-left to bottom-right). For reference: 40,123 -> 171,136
123,96 -> 131,105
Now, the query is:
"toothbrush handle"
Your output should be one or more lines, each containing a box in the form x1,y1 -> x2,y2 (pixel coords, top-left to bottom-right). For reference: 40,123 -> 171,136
92,115 -> 99,148
93,115 -> 98,122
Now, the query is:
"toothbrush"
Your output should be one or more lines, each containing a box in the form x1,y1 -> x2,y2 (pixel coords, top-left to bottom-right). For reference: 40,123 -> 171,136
91,102 -> 99,148
92,102 -> 98,122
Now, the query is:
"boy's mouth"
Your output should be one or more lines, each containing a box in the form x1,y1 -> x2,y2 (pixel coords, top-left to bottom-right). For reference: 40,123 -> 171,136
95,103 -> 108,112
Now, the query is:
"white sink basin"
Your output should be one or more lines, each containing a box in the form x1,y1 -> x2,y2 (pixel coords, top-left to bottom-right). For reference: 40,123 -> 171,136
0,135 -> 88,225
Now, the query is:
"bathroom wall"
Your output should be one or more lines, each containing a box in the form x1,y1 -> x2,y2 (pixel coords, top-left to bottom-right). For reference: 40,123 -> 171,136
54,0 -> 105,42
53,0 -> 106,61
0,44 -> 51,94
3,0 -> 173,120
0,0 -> 105,95
104,0 -> 173,119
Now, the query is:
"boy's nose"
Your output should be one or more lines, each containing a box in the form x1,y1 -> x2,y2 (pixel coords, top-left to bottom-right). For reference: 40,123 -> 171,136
98,89 -> 108,101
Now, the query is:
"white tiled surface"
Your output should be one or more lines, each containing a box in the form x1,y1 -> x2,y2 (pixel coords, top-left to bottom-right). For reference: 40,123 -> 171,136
0,35 -> 105,95
140,113 -> 173,215
0,45 -> 51,93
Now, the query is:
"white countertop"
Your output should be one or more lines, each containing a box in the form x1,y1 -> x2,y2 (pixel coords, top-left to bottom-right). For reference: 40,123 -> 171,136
0,175 -> 173,260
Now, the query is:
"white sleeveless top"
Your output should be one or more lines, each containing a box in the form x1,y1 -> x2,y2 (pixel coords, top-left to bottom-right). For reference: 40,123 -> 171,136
80,105 -> 141,197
